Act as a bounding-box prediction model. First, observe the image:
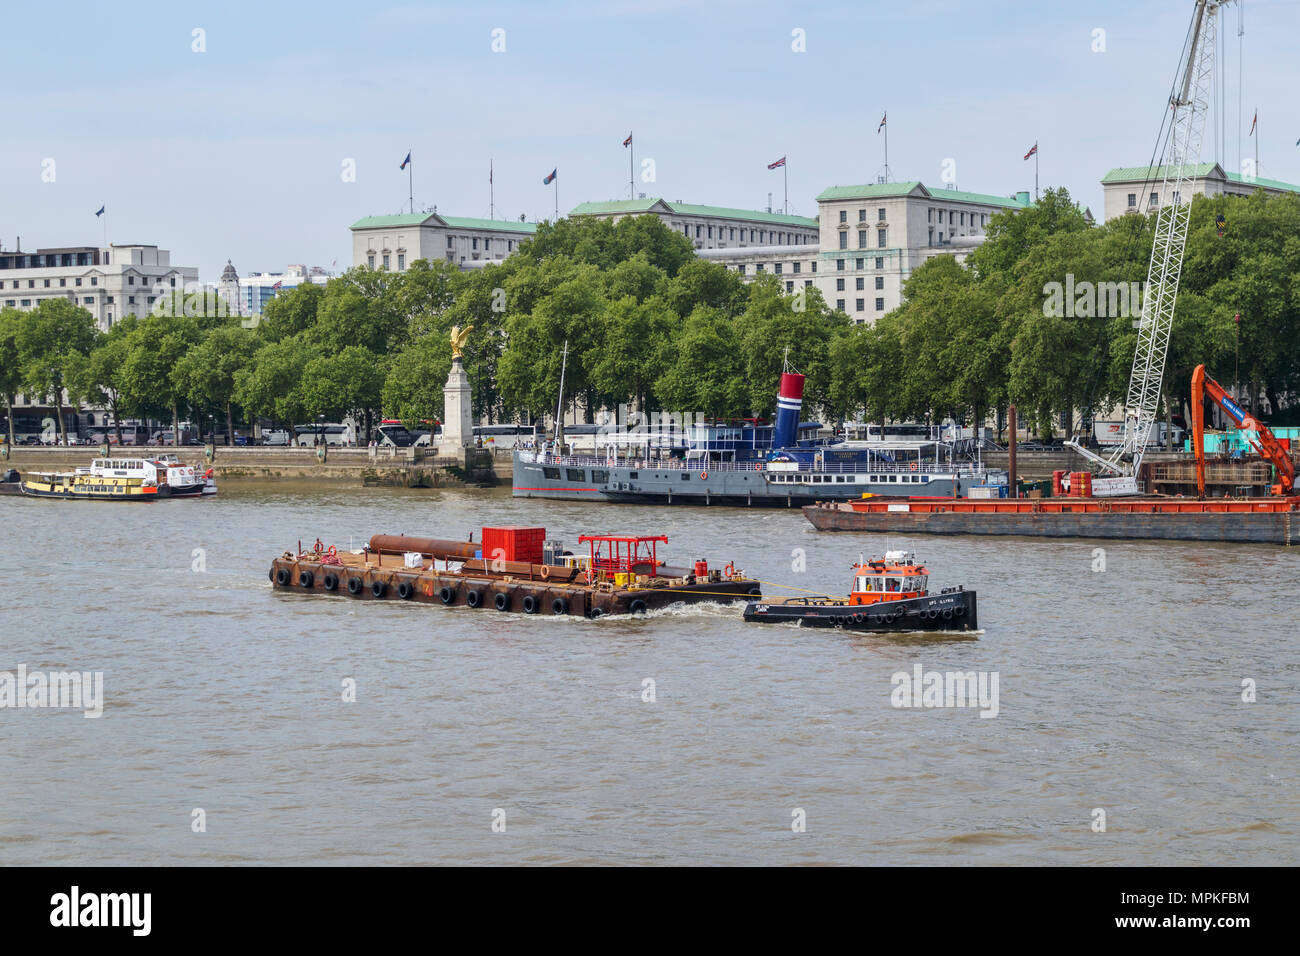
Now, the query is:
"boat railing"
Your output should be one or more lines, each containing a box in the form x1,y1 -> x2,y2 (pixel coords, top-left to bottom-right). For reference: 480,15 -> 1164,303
519,451 -> 991,476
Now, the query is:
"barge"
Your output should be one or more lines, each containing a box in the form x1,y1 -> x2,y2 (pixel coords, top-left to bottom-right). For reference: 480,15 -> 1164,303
743,549 -> 977,633
803,495 -> 1300,545
269,527 -> 761,617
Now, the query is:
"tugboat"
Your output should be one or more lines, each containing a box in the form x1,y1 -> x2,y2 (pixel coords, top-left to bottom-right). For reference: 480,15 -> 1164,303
742,549 -> 977,632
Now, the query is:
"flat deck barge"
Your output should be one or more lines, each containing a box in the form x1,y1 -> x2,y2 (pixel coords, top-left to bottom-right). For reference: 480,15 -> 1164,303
804,496 -> 1300,545
269,529 -> 762,617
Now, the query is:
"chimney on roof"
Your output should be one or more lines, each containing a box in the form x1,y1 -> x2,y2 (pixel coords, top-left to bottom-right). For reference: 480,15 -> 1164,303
766,192 -> 772,213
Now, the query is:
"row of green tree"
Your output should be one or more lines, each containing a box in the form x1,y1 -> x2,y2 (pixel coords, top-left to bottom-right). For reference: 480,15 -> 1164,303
2,186 -> 1296,446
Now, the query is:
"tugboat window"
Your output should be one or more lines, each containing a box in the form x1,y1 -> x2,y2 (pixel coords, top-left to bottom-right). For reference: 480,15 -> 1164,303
566,469 -> 585,482
543,468 -> 561,479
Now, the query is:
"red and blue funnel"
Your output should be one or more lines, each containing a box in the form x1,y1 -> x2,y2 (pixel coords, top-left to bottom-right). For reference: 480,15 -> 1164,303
773,372 -> 805,449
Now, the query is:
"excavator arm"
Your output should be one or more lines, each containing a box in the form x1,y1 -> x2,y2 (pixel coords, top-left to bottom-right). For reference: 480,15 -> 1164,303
1192,363 -> 1295,497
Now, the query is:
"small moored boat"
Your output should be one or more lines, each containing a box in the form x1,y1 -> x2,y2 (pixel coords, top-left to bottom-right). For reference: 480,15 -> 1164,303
4,456 -> 213,501
742,549 -> 977,632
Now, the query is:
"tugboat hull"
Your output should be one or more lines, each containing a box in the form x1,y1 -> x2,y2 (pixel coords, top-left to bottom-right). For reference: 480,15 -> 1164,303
743,588 -> 978,633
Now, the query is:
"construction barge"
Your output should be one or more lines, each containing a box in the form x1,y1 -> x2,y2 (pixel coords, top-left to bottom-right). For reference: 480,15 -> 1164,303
269,527 -> 762,617
803,495 -> 1300,545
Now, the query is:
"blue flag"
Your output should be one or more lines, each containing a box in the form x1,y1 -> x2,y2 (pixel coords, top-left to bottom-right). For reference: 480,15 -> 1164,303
95,205 -> 105,217
400,151 -> 411,170
543,168 -> 557,184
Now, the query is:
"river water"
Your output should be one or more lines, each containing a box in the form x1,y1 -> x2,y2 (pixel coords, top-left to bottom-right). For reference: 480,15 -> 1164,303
1,482 -> 1296,865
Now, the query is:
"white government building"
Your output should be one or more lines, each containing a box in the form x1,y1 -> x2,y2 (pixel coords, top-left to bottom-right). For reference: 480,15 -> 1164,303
1100,162 -> 1300,221
567,198 -> 818,249
702,182 -> 1032,322
0,243 -> 199,330
349,212 -> 538,271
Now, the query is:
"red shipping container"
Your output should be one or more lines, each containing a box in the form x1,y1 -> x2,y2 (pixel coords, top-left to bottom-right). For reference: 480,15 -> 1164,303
481,526 -> 546,565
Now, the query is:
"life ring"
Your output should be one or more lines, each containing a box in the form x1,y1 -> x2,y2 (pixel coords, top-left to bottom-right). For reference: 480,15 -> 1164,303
909,462 -> 918,472
539,565 -> 549,580
700,471 -> 708,480
327,545 -> 337,557
314,538 -> 324,554
724,562 -> 735,578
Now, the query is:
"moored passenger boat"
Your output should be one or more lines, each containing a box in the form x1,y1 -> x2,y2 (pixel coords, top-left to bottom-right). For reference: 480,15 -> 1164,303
3,456 -> 213,501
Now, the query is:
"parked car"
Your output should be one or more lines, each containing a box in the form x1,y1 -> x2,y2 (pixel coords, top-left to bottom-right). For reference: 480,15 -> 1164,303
260,430 -> 291,446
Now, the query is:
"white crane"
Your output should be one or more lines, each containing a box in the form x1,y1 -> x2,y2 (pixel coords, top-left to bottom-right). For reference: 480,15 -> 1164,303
1066,0 -> 1228,495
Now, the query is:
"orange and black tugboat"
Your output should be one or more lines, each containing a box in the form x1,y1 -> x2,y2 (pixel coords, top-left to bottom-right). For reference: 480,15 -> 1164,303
742,549 -> 977,633
269,526 -> 761,618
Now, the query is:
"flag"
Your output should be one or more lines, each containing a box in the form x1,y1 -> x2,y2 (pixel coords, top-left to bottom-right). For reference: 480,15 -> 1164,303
1249,111 -> 1257,136
543,168 -> 557,184
767,156 -> 786,170
95,205 -> 105,217
877,112 -> 886,133
489,160 -> 493,185
272,280 -> 282,291
622,132 -> 633,147
1024,143 -> 1038,160
400,150 -> 411,170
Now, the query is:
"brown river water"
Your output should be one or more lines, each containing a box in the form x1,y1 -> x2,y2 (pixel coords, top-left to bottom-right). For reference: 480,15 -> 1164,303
1,481 -> 1296,865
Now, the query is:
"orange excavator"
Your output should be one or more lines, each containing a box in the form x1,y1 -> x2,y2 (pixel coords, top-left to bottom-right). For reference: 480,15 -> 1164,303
1191,364 -> 1295,497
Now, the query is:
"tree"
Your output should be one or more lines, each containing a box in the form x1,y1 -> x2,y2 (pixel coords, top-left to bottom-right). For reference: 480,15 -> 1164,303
382,333 -> 453,426
0,308 -> 23,446
299,346 -> 386,429
75,315 -> 139,444
587,295 -> 676,413
737,277 -> 846,417
174,323 -> 261,442
233,335 -> 314,428
653,306 -> 748,419
117,313 -> 202,440
15,299 -> 98,445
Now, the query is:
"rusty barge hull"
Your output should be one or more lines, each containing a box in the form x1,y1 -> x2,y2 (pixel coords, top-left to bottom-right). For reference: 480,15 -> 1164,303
268,553 -> 760,617
803,497 -> 1300,545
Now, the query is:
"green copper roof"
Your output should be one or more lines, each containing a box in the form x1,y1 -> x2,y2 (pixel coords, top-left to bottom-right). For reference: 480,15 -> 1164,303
440,215 -> 536,233
816,181 -> 1030,208
570,198 -> 817,227
1102,163 -> 1299,194
350,213 -> 431,229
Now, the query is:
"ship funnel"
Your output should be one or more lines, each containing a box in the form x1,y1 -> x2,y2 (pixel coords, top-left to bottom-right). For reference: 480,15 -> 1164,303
772,372 -> 805,449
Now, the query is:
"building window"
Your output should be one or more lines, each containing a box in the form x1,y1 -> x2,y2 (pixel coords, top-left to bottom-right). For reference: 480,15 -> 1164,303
147,296 -> 155,304
875,276 -> 884,290
1127,193 -> 1137,208
875,298 -> 885,311
508,241 -> 513,251
730,228 -> 735,239
397,254 -> 405,270
928,208 -> 934,222
960,212 -> 966,225
20,299 -> 30,306
939,232 -> 944,243
836,278 -> 845,292
877,229 -> 886,248
858,208 -> 866,222
875,257 -> 883,269
128,296 -> 135,304
368,255 -> 375,269
839,233 -> 848,250
947,211 -> 953,225
856,298 -> 865,311
737,265 -> 746,275
855,277 -> 864,290
792,262 -> 800,274
59,278 -> 66,287
471,238 -> 478,250
83,297 -> 93,304
810,262 -> 816,273
981,214 -> 987,226
446,252 -> 455,262
43,279 -> 50,287
75,278 -> 82,286
774,262 -> 782,275
382,254 -> 390,270
839,210 -> 847,223
447,236 -> 454,248
786,281 -> 794,292
756,264 -> 765,273
836,259 -> 845,271
804,279 -> 812,287
857,230 -> 866,249
877,207 -> 886,221
696,225 -> 702,238
106,296 -> 114,303
27,280 -> 34,288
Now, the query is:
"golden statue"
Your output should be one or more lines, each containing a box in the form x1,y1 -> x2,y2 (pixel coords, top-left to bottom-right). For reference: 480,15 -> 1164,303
449,324 -> 473,359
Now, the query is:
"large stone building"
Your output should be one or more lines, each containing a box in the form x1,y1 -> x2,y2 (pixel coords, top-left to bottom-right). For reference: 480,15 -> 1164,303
1100,163 -> 1300,221
232,263 -> 334,315
569,198 -> 817,250
0,243 -> 199,330
702,182 -> 1031,322
350,212 -> 538,271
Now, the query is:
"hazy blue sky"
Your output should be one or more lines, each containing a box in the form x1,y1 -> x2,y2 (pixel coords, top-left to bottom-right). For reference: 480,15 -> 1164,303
2,0 -> 1295,281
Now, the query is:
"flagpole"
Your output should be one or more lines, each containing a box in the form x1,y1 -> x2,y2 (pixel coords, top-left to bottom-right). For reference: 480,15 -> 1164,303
408,147 -> 414,214
554,169 -> 558,221
783,160 -> 788,214
883,113 -> 889,182
1035,146 -> 1039,201
490,158 -> 494,220
629,133 -> 634,200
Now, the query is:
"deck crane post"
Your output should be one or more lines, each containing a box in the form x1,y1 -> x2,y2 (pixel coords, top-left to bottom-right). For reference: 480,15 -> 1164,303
1065,0 -> 1228,495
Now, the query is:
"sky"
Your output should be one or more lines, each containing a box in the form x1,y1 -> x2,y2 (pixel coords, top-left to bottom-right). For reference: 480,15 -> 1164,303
2,0 -> 1296,282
